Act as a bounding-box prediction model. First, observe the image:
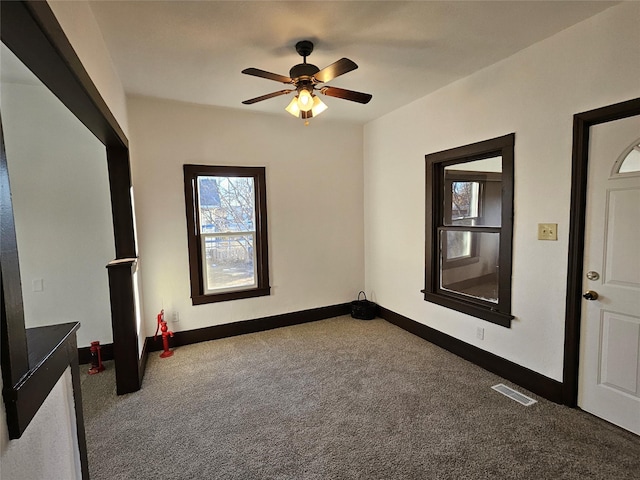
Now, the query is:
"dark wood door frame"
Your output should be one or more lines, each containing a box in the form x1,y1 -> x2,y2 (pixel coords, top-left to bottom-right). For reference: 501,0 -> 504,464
1,0 -> 144,445
562,97 -> 640,406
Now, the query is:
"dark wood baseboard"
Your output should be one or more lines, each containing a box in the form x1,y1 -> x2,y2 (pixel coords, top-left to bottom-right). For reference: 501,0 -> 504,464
146,303 -> 351,352
77,342 -> 114,365
378,306 -> 563,404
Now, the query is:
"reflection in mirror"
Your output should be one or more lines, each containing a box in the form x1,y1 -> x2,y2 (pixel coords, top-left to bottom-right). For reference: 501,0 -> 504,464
1,43 -> 115,348
440,231 -> 500,302
441,157 -> 502,303
617,142 -> 640,173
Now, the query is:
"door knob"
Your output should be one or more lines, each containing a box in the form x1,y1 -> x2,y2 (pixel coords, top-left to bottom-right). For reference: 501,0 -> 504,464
583,290 -> 599,301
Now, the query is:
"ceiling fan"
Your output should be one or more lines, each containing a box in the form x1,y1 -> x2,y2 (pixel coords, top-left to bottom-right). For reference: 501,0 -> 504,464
241,40 -> 372,124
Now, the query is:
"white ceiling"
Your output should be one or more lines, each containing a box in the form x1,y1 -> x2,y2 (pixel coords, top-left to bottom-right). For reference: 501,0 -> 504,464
88,1 -> 617,124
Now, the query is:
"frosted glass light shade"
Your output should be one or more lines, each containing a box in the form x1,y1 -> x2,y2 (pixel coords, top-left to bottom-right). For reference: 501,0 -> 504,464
311,96 -> 328,117
285,93 -> 328,120
297,89 -> 314,112
285,97 -> 300,117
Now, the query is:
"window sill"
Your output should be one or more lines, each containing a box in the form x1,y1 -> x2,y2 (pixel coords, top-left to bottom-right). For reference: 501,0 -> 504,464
192,286 -> 271,305
422,291 -> 513,328
442,255 -> 481,269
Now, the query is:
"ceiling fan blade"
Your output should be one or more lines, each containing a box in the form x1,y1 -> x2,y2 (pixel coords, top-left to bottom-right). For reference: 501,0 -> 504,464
242,90 -> 293,105
242,68 -> 293,84
320,86 -> 372,104
313,58 -> 358,83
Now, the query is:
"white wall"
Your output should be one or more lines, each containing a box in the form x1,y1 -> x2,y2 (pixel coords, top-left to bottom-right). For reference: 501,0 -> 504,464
48,0 -> 129,136
127,96 -> 364,335
0,370 -> 82,480
363,2 -> 640,381
49,1 -> 148,347
2,81 -> 115,348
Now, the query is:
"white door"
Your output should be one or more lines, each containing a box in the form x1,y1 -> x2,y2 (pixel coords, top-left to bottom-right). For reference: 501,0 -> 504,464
578,114 -> 640,435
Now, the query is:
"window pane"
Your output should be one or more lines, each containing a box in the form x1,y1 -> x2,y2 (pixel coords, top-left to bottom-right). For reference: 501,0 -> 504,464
203,234 -> 255,292
446,230 -> 473,260
481,179 -> 502,227
198,176 -> 255,233
617,143 -> 640,173
451,181 -> 480,220
440,231 -> 500,303
444,158 -> 502,228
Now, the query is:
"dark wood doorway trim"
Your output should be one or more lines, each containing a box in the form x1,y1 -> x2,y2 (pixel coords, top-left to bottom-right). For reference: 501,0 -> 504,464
562,97 -> 640,406
1,0 -> 143,449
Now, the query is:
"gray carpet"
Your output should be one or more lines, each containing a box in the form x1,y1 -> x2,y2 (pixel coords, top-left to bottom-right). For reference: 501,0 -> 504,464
81,316 -> 640,479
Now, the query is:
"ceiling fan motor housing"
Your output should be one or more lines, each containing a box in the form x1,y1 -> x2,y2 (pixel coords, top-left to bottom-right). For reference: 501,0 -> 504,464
291,40 -> 319,86
295,40 -> 314,58
289,63 -> 320,83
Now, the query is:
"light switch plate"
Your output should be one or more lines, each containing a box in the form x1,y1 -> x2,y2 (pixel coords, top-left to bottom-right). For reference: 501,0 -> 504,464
32,278 -> 44,292
538,223 -> 558,241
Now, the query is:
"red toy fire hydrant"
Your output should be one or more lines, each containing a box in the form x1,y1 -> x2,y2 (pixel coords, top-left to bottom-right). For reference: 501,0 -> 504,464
154,309 -> 174,358
88,340 -> 105,374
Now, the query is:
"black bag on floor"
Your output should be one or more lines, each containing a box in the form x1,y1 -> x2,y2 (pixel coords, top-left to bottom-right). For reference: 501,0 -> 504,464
350,291 -> 376,320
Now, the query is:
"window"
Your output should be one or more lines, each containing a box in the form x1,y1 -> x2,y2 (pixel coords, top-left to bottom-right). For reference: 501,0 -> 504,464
184,165 -> 270,304
423,134 -> 514,327
613,141 -> 640,174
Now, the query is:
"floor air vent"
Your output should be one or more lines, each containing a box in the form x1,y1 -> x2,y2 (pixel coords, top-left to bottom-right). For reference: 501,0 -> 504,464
491,383 -> 537,406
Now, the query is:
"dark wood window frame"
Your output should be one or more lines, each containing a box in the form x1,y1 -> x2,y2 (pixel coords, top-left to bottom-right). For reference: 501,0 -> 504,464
423,133 -> 515,328
184,165 -> 270,305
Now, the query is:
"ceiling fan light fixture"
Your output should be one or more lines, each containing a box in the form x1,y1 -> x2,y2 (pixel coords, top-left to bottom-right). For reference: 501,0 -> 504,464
297,88 -> 314,112
285,96 -> 301,117
242,40 -> 372,121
